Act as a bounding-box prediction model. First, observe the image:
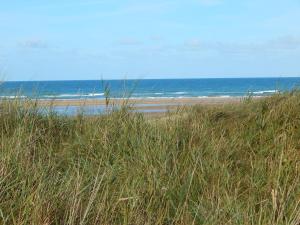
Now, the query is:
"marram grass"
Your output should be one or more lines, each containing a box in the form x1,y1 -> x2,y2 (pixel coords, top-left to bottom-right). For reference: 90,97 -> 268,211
0,93 -> 299,225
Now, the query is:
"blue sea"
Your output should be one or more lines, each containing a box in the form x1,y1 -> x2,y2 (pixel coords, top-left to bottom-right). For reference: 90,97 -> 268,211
1,78 -> 300,115
1,77 -> 300,100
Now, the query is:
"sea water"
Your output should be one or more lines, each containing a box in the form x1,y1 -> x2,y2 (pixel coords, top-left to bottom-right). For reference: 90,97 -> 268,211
1,77 -> 300,99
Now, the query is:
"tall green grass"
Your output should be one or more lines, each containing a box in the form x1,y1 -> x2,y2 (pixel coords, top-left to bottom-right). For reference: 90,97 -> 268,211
0,93 -> 299,224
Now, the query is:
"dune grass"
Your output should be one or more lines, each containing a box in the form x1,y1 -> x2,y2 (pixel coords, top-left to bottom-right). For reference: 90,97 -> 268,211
0,93 -> 300,224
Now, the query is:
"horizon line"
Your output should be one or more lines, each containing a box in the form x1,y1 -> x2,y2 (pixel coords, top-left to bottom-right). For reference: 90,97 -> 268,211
3,75 -> 300,82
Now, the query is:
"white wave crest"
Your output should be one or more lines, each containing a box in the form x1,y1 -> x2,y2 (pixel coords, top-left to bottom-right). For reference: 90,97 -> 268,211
253,90 -> 279,94
0,95 -> 27,99
173,92 -> 187,95
43,93 -> 104,98
219,95 -> 231,98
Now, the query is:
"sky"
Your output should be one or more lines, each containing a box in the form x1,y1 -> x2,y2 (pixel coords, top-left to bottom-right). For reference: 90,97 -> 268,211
0,0 -> 300,81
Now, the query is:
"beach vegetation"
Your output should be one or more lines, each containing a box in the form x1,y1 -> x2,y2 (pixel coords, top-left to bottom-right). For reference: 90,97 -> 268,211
0,92 -> 299,224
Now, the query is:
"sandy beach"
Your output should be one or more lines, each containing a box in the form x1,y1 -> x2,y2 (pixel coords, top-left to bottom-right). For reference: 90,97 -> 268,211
38,96 -> 249,106
35,97 -> 257,115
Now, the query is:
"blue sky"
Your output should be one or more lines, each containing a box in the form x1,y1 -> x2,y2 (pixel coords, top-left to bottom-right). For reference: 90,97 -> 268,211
1,0 -> 300,81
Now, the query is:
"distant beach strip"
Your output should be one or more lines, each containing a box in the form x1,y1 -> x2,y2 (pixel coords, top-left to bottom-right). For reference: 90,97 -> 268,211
1,77 -> 299,115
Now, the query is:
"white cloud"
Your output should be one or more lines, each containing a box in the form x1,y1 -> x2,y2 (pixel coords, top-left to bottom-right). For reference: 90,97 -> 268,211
184,39 -> 202,49
214,36 -> 300,54
118,38 -> 143,46
267,36 -> 300,50
19,39 -> 48,49
166,36 -> 300,55
150,36 -> 164,42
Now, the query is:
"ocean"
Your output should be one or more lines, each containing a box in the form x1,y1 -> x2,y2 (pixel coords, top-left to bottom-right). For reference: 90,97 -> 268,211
1,77 -> 300,100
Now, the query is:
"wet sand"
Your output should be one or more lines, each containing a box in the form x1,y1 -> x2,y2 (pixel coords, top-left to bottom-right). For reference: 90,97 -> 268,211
36,97 -> 258,116
38,97 -> 248,107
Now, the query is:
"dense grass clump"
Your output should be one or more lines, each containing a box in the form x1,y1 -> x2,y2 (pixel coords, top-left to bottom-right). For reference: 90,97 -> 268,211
0,93 -> 300,224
